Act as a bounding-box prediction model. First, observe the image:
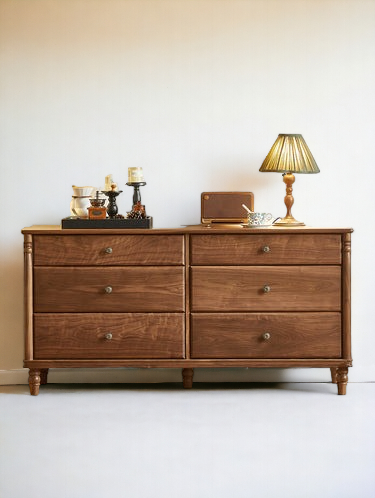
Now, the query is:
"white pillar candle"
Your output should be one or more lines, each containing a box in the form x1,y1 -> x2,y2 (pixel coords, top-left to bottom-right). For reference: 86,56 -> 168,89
105,174 -> 113,191
128,167 -> 144,183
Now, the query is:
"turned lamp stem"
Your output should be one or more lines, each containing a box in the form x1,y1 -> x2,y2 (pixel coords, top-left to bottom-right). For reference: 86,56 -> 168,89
274,172 -> 304,226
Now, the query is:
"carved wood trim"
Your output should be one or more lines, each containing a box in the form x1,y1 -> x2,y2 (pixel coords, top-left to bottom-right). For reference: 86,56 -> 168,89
342,233 -> 352,360
24,234 -> 33,360
28,368 -> 41,395
330,367 -> 338,383
337,366 -> 348,395
184,234 -> 190,359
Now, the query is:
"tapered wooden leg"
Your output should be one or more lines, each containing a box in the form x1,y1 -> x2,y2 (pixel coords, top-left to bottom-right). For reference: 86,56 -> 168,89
182,368 -> 194,389
40,368 -> 49,385
330,367 -> 338,384
337,367 -> 348,395
28,368 -> 41,396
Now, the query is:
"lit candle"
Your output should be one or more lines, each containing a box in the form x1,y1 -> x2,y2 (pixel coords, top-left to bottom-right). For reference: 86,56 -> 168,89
128,167 -> 144,183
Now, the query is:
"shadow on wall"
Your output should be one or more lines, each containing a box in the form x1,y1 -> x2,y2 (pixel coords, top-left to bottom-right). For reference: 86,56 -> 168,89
0,245 -> 24,370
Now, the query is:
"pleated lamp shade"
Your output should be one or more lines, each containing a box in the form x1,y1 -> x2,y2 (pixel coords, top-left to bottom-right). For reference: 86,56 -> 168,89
260,134 -> 320,174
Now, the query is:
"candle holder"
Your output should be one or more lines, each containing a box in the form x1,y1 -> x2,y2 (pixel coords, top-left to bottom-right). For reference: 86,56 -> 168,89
126,181 -> 146,205
126,181 -> 146,219
102,184 -> 123,219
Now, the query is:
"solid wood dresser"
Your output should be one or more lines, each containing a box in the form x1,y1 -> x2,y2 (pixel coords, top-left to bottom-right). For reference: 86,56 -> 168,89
22,225 -> 353,395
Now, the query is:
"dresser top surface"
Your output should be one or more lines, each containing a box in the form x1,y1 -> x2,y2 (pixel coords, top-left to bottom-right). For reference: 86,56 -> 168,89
22,225 -> 354,235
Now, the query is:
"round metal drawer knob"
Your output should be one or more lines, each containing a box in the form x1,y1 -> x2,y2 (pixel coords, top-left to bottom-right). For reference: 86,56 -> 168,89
105,333 -> 113,340
105,247 -> 113,254
104,286 -> 113,294
263,246 -> 271,253
263,285 -> 271,293
263,332 -> 271,341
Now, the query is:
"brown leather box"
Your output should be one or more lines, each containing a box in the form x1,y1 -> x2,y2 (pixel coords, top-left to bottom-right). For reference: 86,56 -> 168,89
201,192 -> 254,224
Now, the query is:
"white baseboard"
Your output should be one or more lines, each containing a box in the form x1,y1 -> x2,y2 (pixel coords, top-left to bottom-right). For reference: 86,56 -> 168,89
1,367 -> 374,385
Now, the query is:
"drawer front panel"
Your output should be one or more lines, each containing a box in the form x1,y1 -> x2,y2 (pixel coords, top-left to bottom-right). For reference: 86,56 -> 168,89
191,266 -> 341,311
191,313 -> 341,358
34,267 -> 185,312
190,234 -> 341,265
33,235 -> 184,266
34,313 -> 185,359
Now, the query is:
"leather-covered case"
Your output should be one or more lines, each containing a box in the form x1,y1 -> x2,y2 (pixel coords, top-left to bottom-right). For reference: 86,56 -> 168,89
201,192 -> 254,224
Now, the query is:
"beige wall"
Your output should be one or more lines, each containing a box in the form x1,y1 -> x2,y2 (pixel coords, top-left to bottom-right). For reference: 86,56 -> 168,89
1,0 -> 374,381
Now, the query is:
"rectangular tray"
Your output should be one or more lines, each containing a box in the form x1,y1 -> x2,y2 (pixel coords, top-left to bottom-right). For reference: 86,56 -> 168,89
61,217 -> 153,229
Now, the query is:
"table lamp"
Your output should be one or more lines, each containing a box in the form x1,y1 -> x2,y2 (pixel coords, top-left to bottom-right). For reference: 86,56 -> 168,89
259,134 -> 320,226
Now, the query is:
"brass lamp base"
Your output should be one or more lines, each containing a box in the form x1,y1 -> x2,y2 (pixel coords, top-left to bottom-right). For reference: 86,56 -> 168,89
274,172 -> 305,227
273,215 -> 305,227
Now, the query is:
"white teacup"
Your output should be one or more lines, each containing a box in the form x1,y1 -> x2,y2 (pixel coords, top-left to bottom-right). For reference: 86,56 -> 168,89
247,212 -> 273,226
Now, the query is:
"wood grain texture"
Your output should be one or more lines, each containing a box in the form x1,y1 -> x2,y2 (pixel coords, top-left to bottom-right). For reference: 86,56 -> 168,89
34,266 -> 185,312
24,358 -> 352,369
182,368 -> 194,388
22,225 -> 353,235
191,266 -> 341,311
33,234 -> 185,266
34,313 -> 185,359
191,312 -> 341,358
190,234 -> 341,265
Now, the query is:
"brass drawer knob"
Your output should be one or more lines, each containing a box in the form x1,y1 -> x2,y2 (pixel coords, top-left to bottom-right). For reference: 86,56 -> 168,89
262,332 -> 271,341
104,286 -> 113,294
105,247 -> 113,254
263,246 -> 271,253
105,333 -> 113,341
263,284 -> 271,293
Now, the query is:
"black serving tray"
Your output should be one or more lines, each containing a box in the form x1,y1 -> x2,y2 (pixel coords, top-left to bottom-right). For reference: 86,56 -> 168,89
61,217 -> 153,229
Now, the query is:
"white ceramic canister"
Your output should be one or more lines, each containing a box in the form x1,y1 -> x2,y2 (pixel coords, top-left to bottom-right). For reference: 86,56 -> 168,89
70,186 -> 95,217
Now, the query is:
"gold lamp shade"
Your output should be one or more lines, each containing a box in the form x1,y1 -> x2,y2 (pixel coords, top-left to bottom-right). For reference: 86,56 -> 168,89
260,134 -> 319,226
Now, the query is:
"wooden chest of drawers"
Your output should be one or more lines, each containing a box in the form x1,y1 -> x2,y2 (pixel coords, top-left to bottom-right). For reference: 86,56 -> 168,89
22,226 -> 352,395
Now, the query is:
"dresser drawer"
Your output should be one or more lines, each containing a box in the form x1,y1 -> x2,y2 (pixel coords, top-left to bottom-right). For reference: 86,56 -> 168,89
33,235 -> 184,266
190,234 -> 341,265
191,266 -> 341,311
34,313 -> 185,359
34,267 -> 185,312
191,313 -> 341,358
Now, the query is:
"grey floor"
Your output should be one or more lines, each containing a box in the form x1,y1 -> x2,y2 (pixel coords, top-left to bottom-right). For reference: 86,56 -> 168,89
1,382 -> 374,498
